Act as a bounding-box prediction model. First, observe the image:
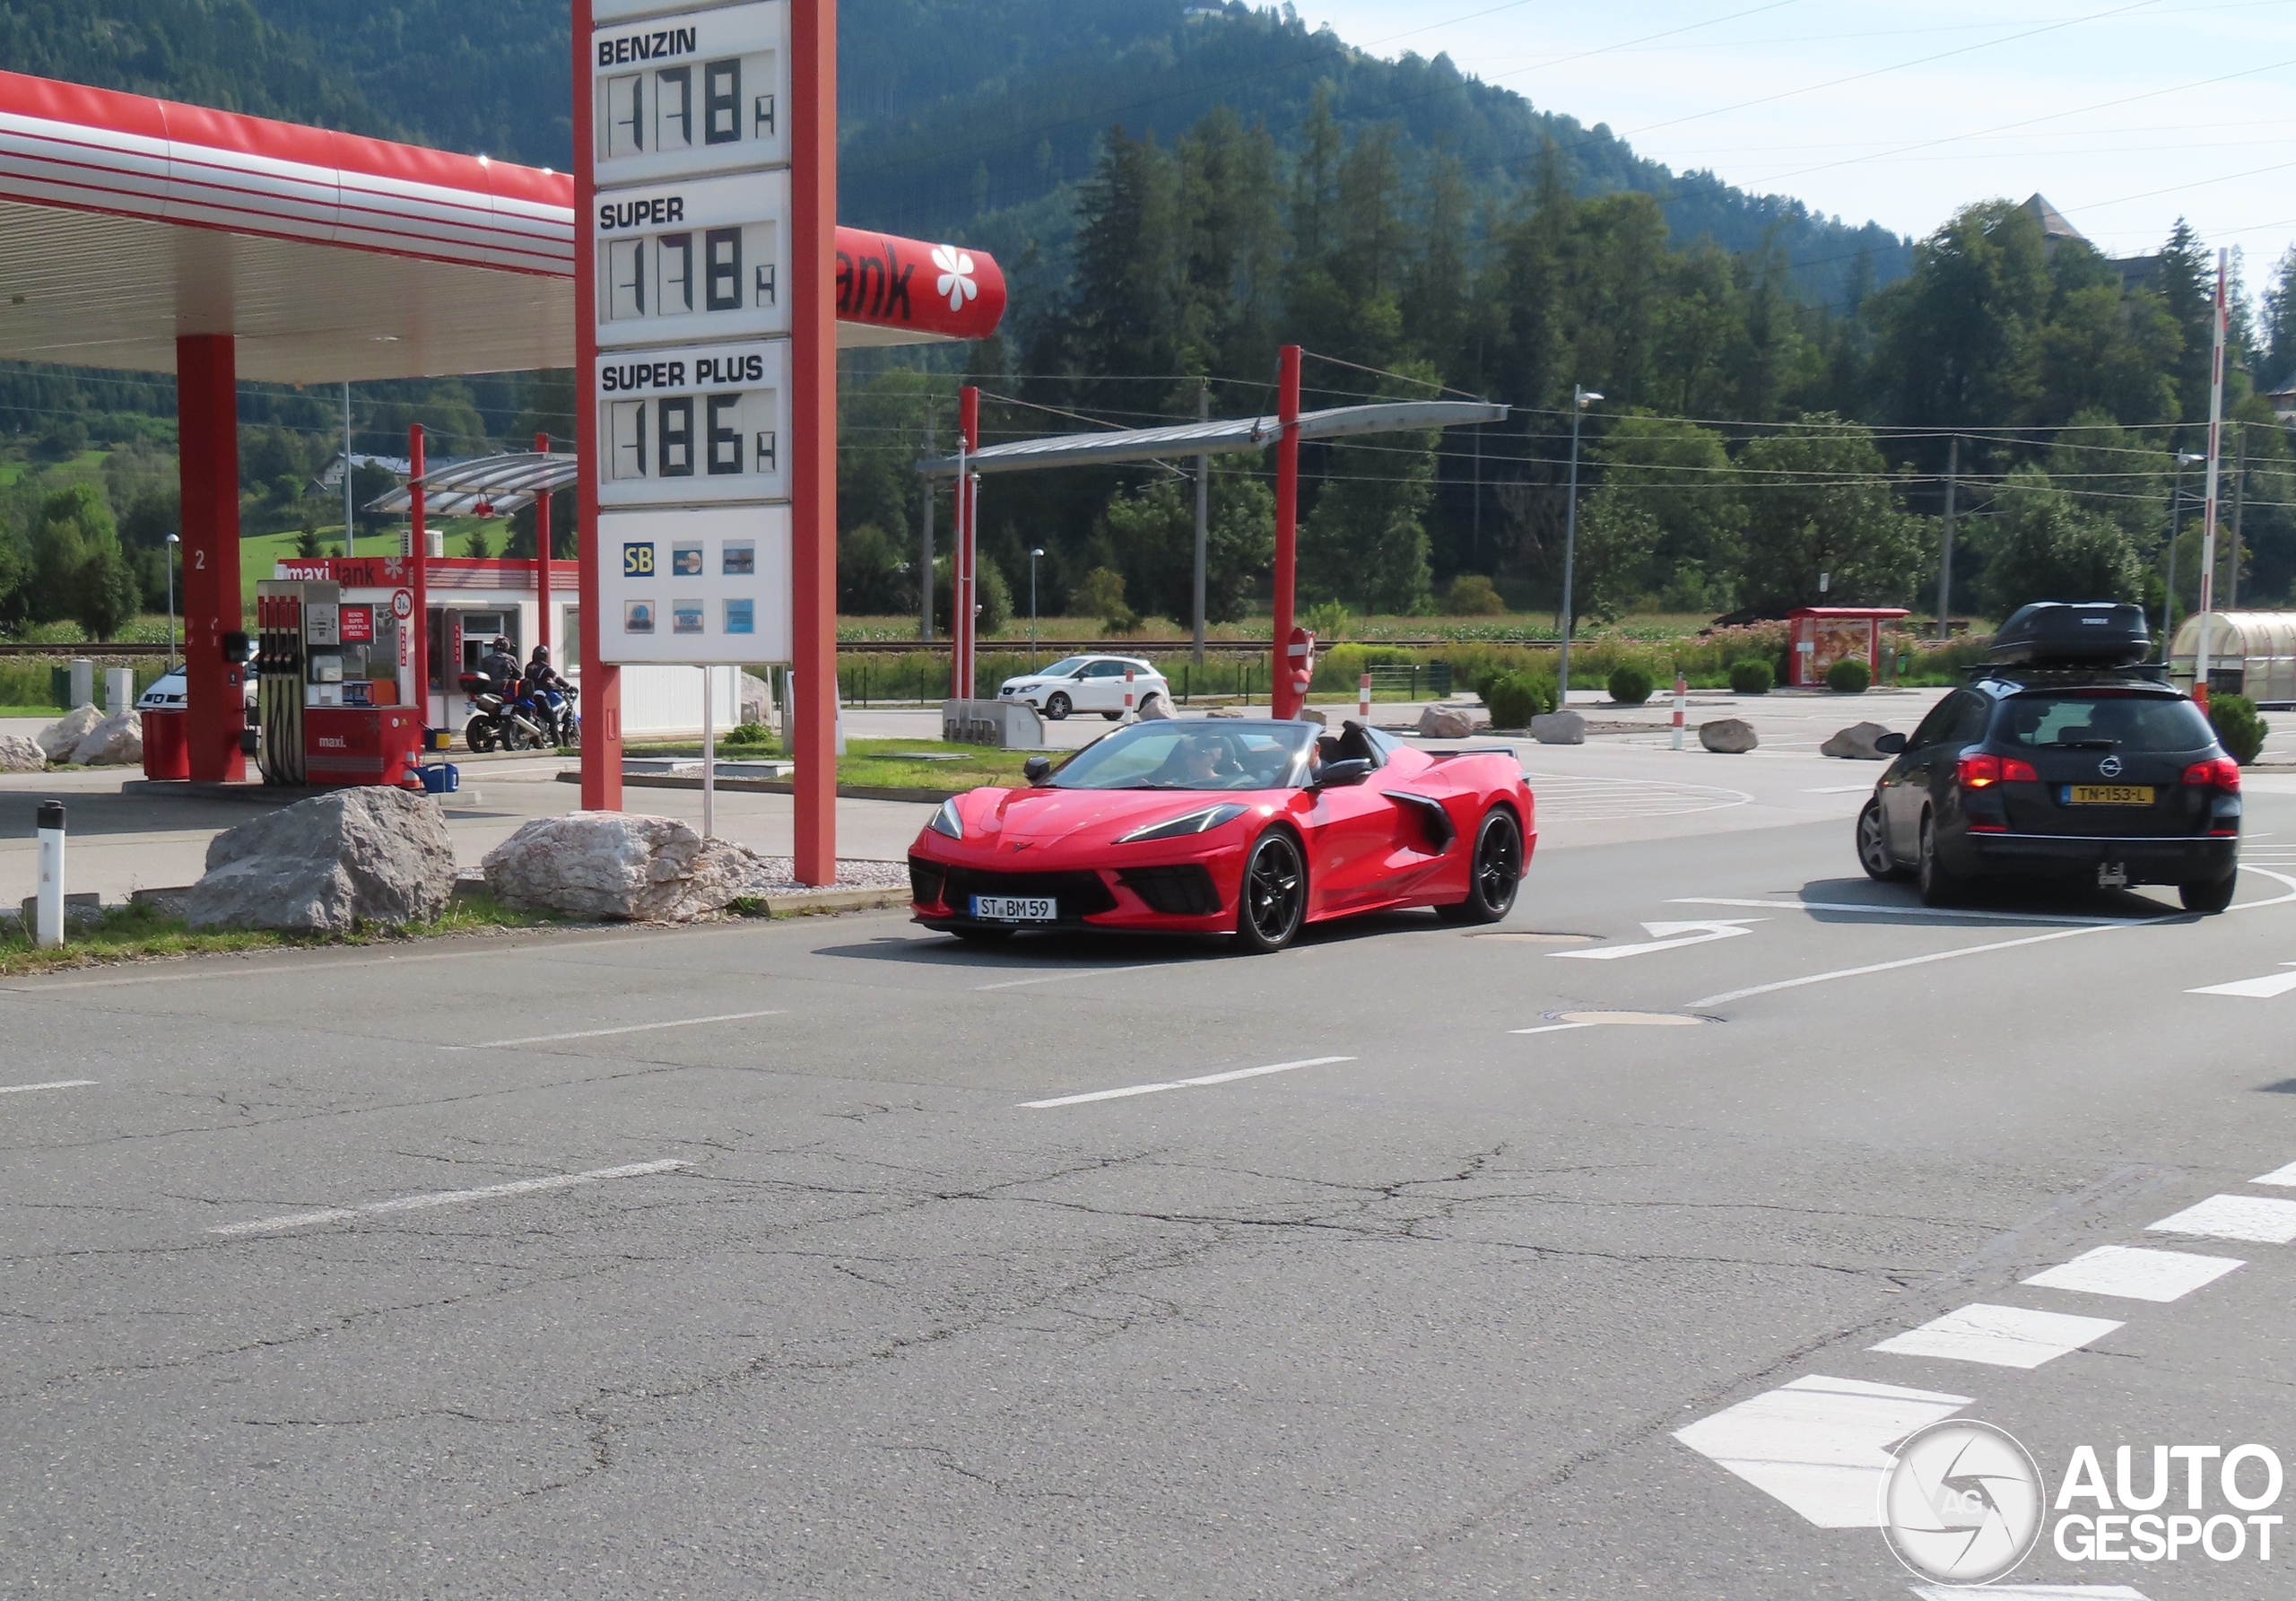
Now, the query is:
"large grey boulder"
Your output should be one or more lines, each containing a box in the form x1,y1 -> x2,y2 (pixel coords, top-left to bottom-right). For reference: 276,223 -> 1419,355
187,787 -> 457,933
1700,718 -> 1759,753
1822,721 -> 1896,761
1298,707 -> 1328,727
1136,692 -> 1178,721
68,711 -> 143,766
37,704 -> 101,761
1417,703 -> 1483,739
482,812 -> 773,923
1530,710 -> 1587,745
0,733 -> 44,771
739,671 -> 775,726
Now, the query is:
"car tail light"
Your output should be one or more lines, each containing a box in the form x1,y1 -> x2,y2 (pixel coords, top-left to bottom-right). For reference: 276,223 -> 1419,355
2001,757 -> 2039,783
2184,758 -> 2242,792
1958,753 -> 2001,787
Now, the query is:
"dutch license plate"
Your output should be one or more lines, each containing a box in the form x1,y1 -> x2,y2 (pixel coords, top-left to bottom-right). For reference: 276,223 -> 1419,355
973,895 -> 1056,922
2066,784 -> 2155,805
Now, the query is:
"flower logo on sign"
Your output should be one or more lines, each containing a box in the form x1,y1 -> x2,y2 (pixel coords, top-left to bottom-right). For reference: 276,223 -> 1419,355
933,245 -> 978,314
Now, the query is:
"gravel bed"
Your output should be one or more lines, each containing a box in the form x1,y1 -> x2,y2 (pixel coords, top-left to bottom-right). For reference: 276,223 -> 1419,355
745,857 -> 910,897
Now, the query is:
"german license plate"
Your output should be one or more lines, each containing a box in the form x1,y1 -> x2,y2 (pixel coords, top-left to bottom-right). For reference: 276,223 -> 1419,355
2066,785 -> 2155,805
973,895 -> 1056,922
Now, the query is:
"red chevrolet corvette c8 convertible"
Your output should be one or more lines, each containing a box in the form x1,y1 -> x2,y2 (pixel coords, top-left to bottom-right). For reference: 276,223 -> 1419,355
907,718 -> 1535,953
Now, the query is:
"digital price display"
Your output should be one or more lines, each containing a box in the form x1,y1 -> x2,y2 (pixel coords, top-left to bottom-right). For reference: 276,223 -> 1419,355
591,1 -> 788,186
596,339 -> 788,507
595,170 -> 789,346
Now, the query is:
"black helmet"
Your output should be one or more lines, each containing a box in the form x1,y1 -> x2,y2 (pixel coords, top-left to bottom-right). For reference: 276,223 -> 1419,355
530,645 -> 551,663
491,636 -> 511,651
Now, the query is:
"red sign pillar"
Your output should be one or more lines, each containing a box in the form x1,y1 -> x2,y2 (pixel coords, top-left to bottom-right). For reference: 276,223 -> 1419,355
534,431 -> 552,660
790,0 -> 839,884
572,0 -> 620,812
177,334 -> 246,782
1272,344 -> 1304,720
952,385 -> 979,701
409,422 -> 430,733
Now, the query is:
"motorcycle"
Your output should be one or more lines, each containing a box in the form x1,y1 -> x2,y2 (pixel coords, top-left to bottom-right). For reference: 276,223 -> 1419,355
526,679 -> 581,749
459,672 -> 544,753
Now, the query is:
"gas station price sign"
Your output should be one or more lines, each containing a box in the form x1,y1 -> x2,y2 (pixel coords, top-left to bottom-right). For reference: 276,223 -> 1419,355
596,338 -> 789,506
593,0 -> 788,186
595,170 -> 790,346
587,0 -> 794,670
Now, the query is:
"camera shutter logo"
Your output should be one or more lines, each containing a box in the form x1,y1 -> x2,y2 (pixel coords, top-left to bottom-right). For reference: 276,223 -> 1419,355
1880,1420 -> 2044,1585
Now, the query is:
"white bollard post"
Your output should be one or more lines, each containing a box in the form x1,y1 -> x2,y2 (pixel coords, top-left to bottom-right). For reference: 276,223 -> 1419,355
1124,669 -> 1135,719
35,801 -> 65,949
700,666 -> 716,842
1672,670 -> 1688,752
1359,672 -> 1371,721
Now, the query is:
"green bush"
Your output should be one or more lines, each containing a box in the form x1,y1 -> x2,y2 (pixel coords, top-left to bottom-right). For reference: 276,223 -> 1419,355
1607,665 -> 1654,705
1443,574 -> 1507,616
1825,658 -> 1872,694
722,722 -> 773,750
2210,693 -> 2268,764
1483,672 -> 1555,728
1728,658 -> 1773,695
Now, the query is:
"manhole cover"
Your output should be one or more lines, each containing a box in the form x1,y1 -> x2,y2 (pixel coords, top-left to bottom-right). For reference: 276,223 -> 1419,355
1474,931 -> 1602,944
1544,1010 -> 1718,1027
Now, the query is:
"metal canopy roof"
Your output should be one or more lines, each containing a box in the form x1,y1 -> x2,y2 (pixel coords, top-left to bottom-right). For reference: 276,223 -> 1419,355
365,451 -> 578,518
918,400 -> 1509,477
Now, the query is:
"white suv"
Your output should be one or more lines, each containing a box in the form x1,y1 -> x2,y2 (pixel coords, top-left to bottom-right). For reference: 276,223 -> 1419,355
997,656 -> 1170,721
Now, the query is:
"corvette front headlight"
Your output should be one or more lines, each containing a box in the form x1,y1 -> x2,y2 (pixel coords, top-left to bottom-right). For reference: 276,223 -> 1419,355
1119,803 -> 1249,843
928,798 -> 964,840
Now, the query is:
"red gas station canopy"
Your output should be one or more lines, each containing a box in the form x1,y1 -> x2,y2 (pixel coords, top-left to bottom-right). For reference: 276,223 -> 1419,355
0,69 -> 1002,380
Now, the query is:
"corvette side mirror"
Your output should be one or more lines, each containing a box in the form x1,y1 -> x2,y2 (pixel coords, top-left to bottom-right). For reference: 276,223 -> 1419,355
1874,732 -> 1908,754
1022,754 -> 1052,784
1314,758 -> 1375,789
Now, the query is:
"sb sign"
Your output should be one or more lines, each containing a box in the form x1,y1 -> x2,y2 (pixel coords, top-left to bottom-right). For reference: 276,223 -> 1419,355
590,1 -> 788,186
595,170 -> 790,347
596,338 -> 789,507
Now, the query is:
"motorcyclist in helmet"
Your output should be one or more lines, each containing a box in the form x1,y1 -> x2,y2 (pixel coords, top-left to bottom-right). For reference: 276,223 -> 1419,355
476,636 -> 521,693
521,644 -> 573,744
523,643 -> 565,696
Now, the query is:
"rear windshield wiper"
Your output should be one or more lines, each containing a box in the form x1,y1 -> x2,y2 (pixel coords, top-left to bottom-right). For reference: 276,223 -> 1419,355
2045,739 -> 2119,750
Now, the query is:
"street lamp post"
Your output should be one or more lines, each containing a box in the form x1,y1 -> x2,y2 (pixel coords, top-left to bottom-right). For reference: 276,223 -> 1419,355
164,532 -> 180,669
1556,387 -> 1602,704
2164,451 -> 2205,657
1029,547 -> 1044,669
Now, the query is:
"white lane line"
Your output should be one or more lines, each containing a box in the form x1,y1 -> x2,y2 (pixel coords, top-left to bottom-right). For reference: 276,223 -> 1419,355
208,1159 -> 690,1236
1870,1303 -> 2123,1369
447,1011 -> 783,1050
1552,918 -> 1763,960
1674,897 -> 2142,928
1509,1022 -> 1598,1036
1803,784 -> 1874,794
0,1078 -> 96,1095
2148,1194 -> 2296,1244
1022,1056 -> 1355,1109
2022,1245 -> 2246,1302
1673,1374 -> 1970,1528
2188,964 -> 2296,998
974,963 -> 1162,991
2254,1159 -> 2296,1186
1688,867 -> 2296,1010
1913,1587 -> 2152,1599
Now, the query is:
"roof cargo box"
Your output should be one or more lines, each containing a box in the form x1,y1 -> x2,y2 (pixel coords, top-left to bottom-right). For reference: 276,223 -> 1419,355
1987,602 -> 2151,666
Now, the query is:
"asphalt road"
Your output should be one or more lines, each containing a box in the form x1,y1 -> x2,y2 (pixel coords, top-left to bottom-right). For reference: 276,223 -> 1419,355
6,779 -> 2296,1597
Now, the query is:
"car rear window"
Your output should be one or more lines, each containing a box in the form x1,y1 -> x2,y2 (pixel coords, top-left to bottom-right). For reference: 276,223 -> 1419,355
1996,693 -> 2214,753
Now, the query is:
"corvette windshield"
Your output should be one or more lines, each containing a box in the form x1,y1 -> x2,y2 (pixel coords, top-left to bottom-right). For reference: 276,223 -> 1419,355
1048,722 -> 1315,791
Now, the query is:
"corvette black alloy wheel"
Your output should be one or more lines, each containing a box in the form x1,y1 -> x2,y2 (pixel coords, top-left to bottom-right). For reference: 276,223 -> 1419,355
1439,808 -> 1522,924
1237,830 -> 1306,953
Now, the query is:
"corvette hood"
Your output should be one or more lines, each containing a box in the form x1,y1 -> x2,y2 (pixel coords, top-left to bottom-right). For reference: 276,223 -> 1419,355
949,787 -> 1269,852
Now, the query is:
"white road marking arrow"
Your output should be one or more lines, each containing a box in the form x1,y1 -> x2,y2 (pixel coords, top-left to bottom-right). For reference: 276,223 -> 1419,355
1553,918 -> 1766,961
2189,963 -> 2296,998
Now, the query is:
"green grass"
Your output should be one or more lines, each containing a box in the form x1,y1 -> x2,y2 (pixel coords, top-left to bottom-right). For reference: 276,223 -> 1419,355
623,735 -> 1041,792
0,890 -> 572,976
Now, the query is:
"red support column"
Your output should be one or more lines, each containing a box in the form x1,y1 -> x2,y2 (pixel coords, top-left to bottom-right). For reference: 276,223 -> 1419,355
409,423 -> 430,732
574,0 -> 621,811
790,0 -> 839,884
1272,344 -> 1303,720
534,431 -> 552,659
176,335 -> 246,783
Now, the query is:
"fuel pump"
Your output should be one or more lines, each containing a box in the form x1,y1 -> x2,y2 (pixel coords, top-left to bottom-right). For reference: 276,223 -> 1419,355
255,578 -> 421,787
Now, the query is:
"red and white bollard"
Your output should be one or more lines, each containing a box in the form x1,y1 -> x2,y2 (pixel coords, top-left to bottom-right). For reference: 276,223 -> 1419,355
1672,670 -> 1688,751
1124,668 -> 1135,718
1359,673 -> 1372,721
